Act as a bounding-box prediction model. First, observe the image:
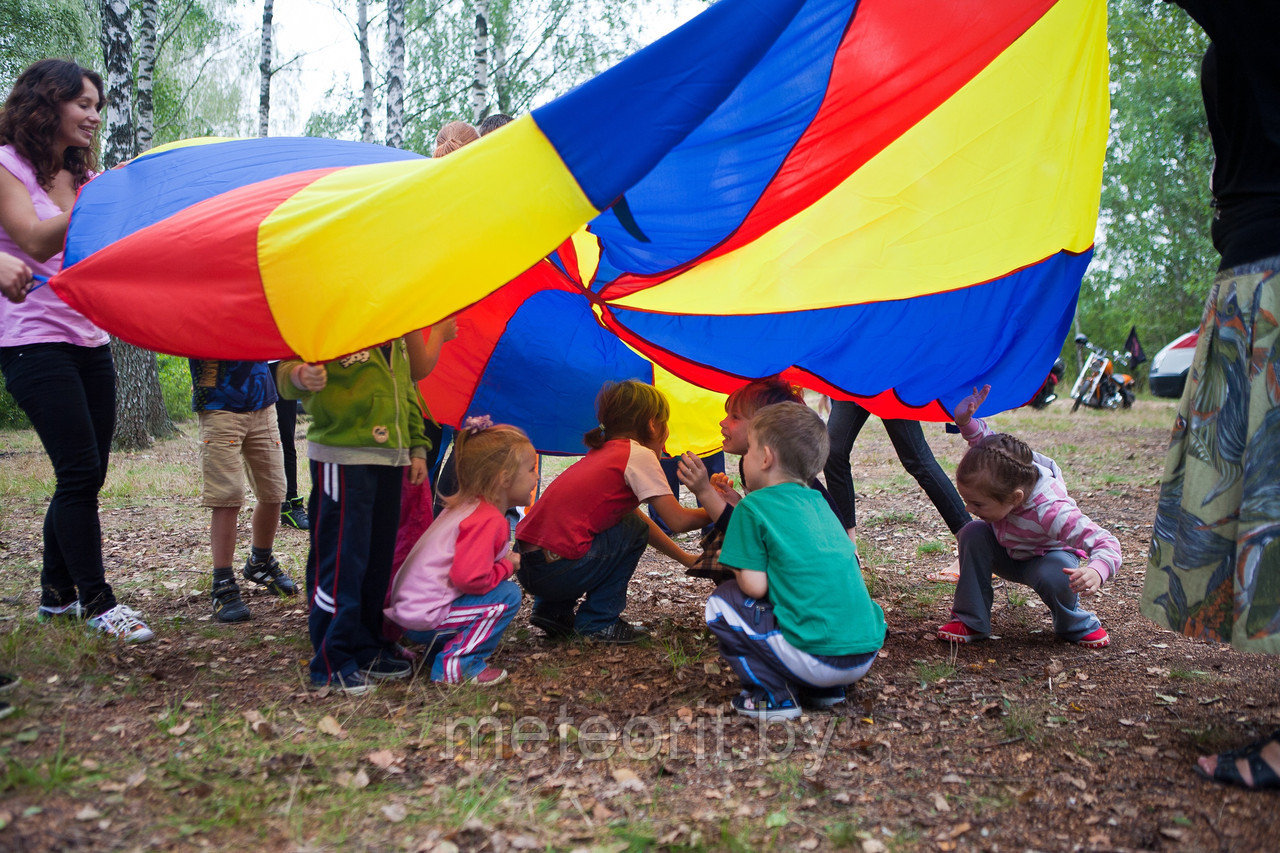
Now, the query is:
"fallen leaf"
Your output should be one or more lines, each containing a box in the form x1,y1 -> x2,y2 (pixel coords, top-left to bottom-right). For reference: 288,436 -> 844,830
703,661 -> 722,675
366,749 -> 401,770
381,804 -> 407,823
75,806 -> 103,821
611,767 -> 644,791
949,822 -> 972,838
676,707 -> 694,724
798,838 -> 819,850
861,841 -> 888,853
167,720 -> 191,737
335,768 -> 369,789
318,715 -> 347,738
940,773 -> 963,784
932,792 -> 950,812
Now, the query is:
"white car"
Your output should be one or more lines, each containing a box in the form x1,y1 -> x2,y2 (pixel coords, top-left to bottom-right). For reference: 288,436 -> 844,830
1149,330 -> 1198,398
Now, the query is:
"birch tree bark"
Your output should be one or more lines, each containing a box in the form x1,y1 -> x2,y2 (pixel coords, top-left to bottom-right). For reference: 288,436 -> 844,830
358,0 -> 374,143
134,0 -> 156,152
259,0 -> 274,137
385,0 -> 405,147
471,0 -> 489,123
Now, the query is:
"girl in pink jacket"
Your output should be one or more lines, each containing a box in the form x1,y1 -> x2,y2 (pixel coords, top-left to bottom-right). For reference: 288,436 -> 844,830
938,386 -> 1118,648
385,419 -> 537,684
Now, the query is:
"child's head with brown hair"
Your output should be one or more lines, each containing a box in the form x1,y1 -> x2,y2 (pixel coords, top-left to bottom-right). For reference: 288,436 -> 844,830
745,402 -> 829,487
954,433 -> 1040,523
720,376 -> 806,455
448,416 -> 537,510
583,380 -> 670,452
434,120 -> 479,157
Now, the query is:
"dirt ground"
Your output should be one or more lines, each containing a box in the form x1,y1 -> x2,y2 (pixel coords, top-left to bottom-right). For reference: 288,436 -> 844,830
0,400 -> 1277,852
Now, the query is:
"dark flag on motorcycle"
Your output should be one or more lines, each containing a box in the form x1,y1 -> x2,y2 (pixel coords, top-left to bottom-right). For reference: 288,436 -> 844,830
1124,325 -> 1146,368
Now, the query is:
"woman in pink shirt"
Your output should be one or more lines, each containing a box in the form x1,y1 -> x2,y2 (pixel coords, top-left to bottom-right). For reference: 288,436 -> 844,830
0,59 -> 151,642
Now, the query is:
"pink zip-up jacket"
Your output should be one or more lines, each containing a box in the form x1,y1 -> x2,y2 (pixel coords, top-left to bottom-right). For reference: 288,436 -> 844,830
960,418 -> 1122,582
384,499 -> 514,632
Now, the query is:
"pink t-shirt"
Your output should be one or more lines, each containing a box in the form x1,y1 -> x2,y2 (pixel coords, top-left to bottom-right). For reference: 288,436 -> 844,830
0,145 -> 107,347
516,439 -> 672,560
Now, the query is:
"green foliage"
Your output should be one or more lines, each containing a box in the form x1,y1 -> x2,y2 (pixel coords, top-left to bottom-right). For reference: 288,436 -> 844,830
156,354 -> 194,422
0,0 -> 98,90
1076,0 -> 1214,368
0,376 -> 27,429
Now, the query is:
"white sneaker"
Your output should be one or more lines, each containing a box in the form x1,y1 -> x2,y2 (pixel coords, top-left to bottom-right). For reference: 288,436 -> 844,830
87,605 -> 154,643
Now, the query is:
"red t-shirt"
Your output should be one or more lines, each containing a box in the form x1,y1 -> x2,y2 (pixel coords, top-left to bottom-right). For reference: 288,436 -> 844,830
515,439 -> 671,559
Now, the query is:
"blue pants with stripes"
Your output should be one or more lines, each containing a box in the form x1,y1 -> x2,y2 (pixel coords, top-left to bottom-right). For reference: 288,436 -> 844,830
306,461 -> 402,683
705,579 -> 877,705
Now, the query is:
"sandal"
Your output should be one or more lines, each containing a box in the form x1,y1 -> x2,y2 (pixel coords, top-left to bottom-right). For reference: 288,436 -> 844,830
1195,730 -> 1280,790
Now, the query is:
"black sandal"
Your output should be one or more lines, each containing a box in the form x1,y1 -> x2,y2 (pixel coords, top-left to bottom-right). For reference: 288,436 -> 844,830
1196,729 -> 1280,790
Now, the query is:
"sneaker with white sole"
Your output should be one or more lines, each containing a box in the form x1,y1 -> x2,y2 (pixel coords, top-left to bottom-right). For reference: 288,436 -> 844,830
36,601 -> 84,622
731,691 -> 801,721
242,555 -> 298,596
87,605 -> 154,643
364,657 -> 412,681
311,671 -> 375,696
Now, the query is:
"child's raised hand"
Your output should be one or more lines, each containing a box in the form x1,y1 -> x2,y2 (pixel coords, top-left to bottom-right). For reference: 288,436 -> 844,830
677,451 -> 710,492
953,384 -> 991,427
292,362 -> 328,392
710,472 -> 741,505
1064,564 -> 1102,596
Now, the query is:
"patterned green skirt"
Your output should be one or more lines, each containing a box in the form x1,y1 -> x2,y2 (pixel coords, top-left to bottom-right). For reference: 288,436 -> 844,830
1142,256 -> 1280,655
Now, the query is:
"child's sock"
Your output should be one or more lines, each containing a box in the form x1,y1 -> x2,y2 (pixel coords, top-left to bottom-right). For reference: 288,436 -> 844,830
213,566 -> 234,585
249,545 -> 272,565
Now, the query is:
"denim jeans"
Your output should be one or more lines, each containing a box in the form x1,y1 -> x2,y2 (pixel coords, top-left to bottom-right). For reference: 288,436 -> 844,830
1,343 -> 117,615
950,521 -> 1100,640
823,399 -> 969,534
516,512 -> 648,634
403,580 -> 522,681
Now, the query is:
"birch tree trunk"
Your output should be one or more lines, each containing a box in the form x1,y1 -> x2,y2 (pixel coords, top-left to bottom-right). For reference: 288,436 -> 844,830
101,0 -> 171,448
134,0 -> 156,152
471,0 -> 489,123
385,0 -> 405,148
258,0 -> 274,137
358,0 -> 374,143
493,32 -> 508,114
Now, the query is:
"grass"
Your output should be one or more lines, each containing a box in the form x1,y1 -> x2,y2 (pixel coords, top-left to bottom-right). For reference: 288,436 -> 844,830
915,540 -> 948,557
659,633 -> 702,672
912,659 -> 956,688
1000,700 -> 1041,741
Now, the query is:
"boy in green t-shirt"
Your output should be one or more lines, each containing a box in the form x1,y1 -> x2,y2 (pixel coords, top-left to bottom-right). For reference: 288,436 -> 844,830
708,402 -> 886,721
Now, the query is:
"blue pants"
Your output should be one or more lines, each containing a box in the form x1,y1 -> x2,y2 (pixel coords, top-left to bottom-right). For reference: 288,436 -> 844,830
950,521 -> 1101,640
1,342 -> 117,615
516,512 -> 648,634
647,452 -> 724,535
823,400 -> 969,534
306,461 -> 402,683
403,580 -> 522,682
706,579 -> 877,705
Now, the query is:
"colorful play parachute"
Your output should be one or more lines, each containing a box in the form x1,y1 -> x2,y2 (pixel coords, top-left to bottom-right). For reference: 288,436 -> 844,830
52,0 -> 1108,451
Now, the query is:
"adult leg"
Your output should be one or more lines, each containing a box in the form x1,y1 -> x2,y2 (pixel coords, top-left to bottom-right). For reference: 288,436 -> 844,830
882,419 -> 970,534
1019,551 -> 1101,640
430,581 -> 523,682
949,521 -> 1019,636
822,400 -> 871,530
1,344 -> 117,615
274,398 -> 298,501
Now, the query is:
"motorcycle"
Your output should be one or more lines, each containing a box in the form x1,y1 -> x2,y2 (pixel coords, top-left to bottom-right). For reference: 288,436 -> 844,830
1025,357 -> 1065,409
1070,334 -> 1136,411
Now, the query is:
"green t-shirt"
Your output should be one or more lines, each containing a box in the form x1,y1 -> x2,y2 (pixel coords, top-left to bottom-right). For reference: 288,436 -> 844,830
720,482 -> 886,656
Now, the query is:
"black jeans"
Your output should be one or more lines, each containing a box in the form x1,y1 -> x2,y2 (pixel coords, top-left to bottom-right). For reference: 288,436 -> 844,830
271,368 -> 299,501
1,342 -> 118,614
822,400 -> 969,534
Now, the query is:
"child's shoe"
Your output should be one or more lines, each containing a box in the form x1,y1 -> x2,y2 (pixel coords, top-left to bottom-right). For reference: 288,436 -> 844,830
212,579 -> 251,622
529,612 -> 574,639
731,690 -> 801,721
937,617 -> 986,643
242,555 -> 298,596
87,605 -> 154,643
36,601 -> 83,622
311,671 -> 375,696
0,673 -> 18,692
798,686 -> 846,708
582,619 -> 648,644
469,667 -> 508,685
1075,627 -> 1110,648
280,497 -> 310,531
364,656 -> 412,681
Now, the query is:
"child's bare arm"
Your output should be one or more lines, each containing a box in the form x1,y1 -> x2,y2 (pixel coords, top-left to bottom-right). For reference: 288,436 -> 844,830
647,493 -> 711,534
952,384 -> 991,427
1063,563 -> 1103,596
404,319 -> 458,382
734,567 -> 768,599
638,510 -> 697,567
677,452 -> 729,521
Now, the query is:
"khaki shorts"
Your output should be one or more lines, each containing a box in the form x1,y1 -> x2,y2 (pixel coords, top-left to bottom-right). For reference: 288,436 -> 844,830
198,407 -> 286,508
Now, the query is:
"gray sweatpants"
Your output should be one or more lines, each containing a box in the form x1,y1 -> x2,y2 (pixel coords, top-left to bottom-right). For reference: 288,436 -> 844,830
951,520 -> 1100,641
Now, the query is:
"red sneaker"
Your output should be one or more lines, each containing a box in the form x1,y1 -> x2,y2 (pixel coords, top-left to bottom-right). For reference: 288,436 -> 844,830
1075,627 -> 1110,648
468,666 -> 508,685
937,619 -> 985,643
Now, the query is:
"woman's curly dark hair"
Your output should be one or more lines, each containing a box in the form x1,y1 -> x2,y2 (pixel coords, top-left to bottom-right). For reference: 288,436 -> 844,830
0,59 -> 104,190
